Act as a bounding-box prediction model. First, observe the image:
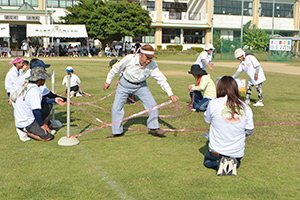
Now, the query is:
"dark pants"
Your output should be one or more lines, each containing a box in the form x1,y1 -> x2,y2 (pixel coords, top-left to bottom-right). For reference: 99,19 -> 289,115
203,150 -> 242,169
189,91 -> 211,111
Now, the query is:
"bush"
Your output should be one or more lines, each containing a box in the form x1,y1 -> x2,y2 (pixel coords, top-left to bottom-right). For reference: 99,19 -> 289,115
190,47 -> 203,53
166,45 -> 183,51
156,45 -> 162,51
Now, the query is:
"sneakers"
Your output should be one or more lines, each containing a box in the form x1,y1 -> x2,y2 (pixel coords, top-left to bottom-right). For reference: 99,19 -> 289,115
70,91 -> 75,98
217,157 -> 228,176
245,99 -> 250,105
76,92 -> 82,97
50,130 -> 57,135
217,157 -> 238,176
253,101 -> 264,107
16,128 -> 31,142
150,129 -> 166,136
227,157 -> 238,176
191,108 -> 197,112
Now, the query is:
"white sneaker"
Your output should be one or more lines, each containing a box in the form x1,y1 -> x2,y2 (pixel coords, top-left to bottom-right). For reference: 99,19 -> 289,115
16,128 -> 31,142
227,157 -> 238,176
245,99 -> 250,105
70,91 -> 75,98
191,108 -> 197,112
253,101 -> 264,107
76,92 -> 82,97
50,130 -> 57,135
217,157 -> 228,176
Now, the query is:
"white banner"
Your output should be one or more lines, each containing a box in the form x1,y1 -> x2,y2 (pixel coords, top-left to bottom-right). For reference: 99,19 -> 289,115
269,39 -> 292,51
0,24 -> 10,38
26,24 -> 88,38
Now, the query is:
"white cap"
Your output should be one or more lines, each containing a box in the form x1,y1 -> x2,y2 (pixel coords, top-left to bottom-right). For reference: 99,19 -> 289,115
66,66 -> 73,72
234,48 -> 245,58
204,44 -> 214,51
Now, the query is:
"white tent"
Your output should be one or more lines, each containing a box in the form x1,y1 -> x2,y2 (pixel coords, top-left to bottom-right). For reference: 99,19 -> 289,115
26,24 -> 90,56
0,24 -> 10,37
26,24 -> 88,38
0,24 -> 11,57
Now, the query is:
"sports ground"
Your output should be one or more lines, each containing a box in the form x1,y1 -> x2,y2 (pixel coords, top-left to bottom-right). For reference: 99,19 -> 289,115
1,56 -> 299,199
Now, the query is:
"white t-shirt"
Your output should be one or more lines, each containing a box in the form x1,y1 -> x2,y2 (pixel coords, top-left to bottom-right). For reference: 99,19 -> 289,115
11,70 -> 31,95
62,74 -> 81,87
5,66 -> 20,93
235,55 -> 266,85
14,83 -> 42,128
39,84 -> 51,96
204,96 -> 254,158
194,51 -> 212,71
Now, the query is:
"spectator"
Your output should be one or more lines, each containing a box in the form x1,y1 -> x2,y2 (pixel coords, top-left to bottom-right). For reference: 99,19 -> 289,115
105,44 -> 112,57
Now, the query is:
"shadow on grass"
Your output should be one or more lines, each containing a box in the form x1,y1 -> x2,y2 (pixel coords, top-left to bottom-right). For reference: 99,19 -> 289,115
123,116 -> 176,137
53,111 -> 78,123
198,140 -> 209,156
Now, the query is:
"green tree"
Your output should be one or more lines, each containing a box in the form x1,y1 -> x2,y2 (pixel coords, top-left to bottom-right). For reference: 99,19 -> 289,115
213,30 -> 221,53
60,0 -> 152,50
243,21 -> 270,50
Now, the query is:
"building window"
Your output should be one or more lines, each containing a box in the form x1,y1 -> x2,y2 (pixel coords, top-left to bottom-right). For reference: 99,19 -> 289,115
9,0 -> 22,6
147,1 -> 155,11
25,0 -> 37,7
214,0 -> 252,16
47,0 -> 75,8
260,2 -> 293,18
163,2 -> 187,20
183,29 -> 204,44
0,0 -> 9,6
162,28 -> 180,44
142,31 -> 154,43
233,30 -> 241,39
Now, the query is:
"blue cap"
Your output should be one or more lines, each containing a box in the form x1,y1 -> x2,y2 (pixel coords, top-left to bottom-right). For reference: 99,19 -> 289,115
30,60 -> 51,69
66,66 -> 73,72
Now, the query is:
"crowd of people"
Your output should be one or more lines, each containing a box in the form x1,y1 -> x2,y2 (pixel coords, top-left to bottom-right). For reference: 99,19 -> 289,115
105,41 -> 141,57
5,42 -> 266,177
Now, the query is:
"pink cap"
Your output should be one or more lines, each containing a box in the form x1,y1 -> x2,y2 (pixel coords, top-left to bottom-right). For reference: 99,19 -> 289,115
9,57 -> 23,65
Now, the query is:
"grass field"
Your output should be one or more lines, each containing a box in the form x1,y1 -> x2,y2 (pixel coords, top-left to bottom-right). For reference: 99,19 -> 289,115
0,55 -> 299,199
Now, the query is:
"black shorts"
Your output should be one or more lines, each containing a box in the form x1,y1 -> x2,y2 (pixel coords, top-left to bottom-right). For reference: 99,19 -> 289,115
65,85 -> 79,93
22,120 -> 53,140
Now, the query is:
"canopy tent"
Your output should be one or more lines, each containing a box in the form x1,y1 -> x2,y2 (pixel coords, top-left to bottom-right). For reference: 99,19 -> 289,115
0,24 -> 11,57
0,24 -> 10,38
26,24 -> 88,38
26,24 -> 90,57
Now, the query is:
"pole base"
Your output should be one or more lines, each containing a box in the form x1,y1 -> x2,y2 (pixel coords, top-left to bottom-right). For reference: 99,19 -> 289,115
58,136 -> 80,146
51,120 -> 63,128
88,53 -> 92,58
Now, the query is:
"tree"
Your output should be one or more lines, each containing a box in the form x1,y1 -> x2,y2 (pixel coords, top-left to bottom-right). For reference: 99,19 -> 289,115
243,21 -> 270,51
60,0 -> 152,50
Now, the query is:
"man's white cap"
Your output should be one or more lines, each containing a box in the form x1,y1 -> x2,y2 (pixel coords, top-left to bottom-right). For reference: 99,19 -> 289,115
204,44 -> 214,51
66,66 -> 73,72
234,48 -> 245,58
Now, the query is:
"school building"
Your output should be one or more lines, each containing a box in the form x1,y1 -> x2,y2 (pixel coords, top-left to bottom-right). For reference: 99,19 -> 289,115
0,0 -> 299,50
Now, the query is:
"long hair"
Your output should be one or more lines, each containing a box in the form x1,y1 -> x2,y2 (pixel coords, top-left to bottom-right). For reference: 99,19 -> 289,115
217,76 -> 244,114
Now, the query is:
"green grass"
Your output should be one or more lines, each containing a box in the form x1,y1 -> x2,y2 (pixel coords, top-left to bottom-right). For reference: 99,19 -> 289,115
0,57 -> 299,199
